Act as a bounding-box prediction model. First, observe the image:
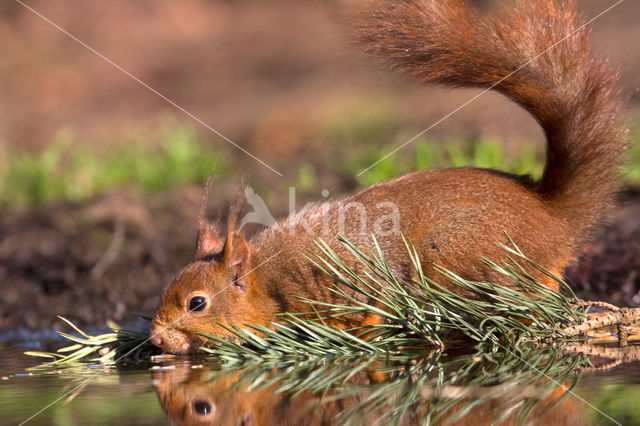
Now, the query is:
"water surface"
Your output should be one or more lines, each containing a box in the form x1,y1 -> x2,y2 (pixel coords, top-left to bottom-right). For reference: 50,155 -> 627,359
2,340 -> 639,425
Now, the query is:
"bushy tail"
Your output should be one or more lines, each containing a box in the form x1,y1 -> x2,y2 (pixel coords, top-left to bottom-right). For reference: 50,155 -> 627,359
355,0 -> 627,232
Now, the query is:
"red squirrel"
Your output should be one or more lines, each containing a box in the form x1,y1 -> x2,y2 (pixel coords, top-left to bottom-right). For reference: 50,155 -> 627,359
151,0 -> 627,354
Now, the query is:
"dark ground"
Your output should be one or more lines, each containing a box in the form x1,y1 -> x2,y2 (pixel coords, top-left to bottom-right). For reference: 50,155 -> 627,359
0,187 -> 203,331
566,189 -> 640,307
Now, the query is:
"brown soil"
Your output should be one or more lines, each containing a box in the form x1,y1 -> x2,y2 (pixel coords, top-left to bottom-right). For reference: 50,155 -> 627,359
0,187 -> 205,331
566,189 -> 640,307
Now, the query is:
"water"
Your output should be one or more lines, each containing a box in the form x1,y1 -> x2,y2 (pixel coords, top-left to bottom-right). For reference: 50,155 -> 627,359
1,340 -> 639,425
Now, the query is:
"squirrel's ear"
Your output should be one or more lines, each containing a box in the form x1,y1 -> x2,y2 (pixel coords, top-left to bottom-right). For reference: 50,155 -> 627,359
222,232 -> 253,290
222,232 -> 251,267
195,177 -> 224,259
195,224 -> 224,260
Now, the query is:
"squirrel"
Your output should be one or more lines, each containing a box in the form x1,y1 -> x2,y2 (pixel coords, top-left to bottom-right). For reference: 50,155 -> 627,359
151,0 -> 627,354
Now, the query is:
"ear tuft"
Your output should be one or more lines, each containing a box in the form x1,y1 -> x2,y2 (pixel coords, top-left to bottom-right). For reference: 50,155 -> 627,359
195,224 -> 224,259
226,183 -> 246,236
195,177 -> 224,259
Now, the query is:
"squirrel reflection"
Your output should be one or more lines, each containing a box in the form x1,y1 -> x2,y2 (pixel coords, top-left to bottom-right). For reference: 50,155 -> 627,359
152,363 -> 342,425
152,362 -> 588,426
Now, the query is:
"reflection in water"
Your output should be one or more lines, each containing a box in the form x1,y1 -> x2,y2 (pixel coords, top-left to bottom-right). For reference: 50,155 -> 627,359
153,364 -> 340,425
152,347 -> 592,425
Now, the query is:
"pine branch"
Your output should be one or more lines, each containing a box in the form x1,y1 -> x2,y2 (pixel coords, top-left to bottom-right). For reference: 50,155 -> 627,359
24,235 -> 640,367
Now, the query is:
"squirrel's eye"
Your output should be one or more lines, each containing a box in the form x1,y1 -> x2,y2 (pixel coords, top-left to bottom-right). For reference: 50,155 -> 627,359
188,296 -> 207,312
193,400 -> 213,416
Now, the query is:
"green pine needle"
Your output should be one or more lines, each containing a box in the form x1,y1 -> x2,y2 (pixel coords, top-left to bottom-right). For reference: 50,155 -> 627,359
26,235 -> 589,367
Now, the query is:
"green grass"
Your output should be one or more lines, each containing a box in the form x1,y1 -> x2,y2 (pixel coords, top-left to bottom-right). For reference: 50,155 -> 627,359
338,135 -> 640,189
341,137 -> 543,188
2,114 -> 638,208
320,101 -> 639,187
320,102 -> 543,186
623,138 -> 640,184
0,125 -> 223,207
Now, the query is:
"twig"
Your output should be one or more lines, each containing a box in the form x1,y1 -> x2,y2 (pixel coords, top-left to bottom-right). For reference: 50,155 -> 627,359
571,300 -> 621,312
561,307 -> 640,338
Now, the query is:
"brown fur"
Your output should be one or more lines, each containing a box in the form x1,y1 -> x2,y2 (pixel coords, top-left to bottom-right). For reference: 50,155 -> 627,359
151,0 -> 627,354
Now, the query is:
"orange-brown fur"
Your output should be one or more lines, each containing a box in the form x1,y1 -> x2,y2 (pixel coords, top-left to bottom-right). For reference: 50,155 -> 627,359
151,0 -> 627,354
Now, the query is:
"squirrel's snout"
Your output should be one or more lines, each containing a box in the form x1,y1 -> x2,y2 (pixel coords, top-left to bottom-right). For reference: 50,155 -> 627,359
150,334 -> 163,349
150,324 -> 194,354
150,323 -> 170,351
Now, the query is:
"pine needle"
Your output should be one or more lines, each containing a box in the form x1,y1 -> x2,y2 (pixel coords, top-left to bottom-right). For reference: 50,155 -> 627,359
25,234 -> 640,367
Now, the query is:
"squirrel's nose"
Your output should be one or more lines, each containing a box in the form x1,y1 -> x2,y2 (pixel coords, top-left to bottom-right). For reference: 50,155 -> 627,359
150,334 -> 163,348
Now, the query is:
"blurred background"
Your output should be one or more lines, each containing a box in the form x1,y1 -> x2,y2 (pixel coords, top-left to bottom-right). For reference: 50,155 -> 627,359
0,0 -> 638,331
